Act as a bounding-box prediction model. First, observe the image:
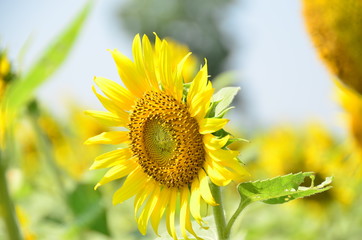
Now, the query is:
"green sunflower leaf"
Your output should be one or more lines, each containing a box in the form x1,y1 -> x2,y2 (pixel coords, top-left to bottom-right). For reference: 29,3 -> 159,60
210,87 -> 240,118
237,172 -> 333,205
5,1 -> 92,113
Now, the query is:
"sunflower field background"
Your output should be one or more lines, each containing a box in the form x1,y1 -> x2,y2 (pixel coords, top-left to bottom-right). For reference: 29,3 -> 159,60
0,0 -> 361,239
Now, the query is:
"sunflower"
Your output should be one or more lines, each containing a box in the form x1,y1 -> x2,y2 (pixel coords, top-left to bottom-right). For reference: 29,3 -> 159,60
303,0 -> 362,94
336,82 -> 362,151
85,34 -> 248,239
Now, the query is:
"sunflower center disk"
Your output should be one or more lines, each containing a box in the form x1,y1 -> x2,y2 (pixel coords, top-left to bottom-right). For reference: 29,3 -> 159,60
129,91 -> 205,188
143,119 -> 176,166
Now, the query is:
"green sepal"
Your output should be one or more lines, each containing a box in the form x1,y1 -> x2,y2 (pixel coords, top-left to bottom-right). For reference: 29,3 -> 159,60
237,172 -> 333,205
206,86 -> 240,118
212,128 -> 232,139
212,87 -> 240,117
224,137 -> 249,148
182,82 -> 192,102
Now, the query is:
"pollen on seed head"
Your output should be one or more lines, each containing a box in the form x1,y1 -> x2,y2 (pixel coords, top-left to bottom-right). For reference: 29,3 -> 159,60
128,91 -> 205,188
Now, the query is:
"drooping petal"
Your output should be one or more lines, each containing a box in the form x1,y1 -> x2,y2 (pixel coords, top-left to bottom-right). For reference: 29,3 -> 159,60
180,187 -> 201,240
198,170 -> 218,206
190,178 -> 203,225
137,186 -> 161,235
199,118 -> 229,134
89,148 -> 132,170
166,188 -> 178,240
204,159 -> 231,186
185,196 -> 202,240
85,131 -> 129,145
151,187 -> 171,236
207,154 -> 250,182
112,167 -> 149,205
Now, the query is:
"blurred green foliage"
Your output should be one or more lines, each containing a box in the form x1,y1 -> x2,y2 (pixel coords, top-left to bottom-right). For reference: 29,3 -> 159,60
117,0 -> 237,77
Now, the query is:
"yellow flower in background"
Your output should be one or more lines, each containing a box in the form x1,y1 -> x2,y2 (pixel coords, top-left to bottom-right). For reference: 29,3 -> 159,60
16,207 -> 37,240
16,121 -> 41,179
248,123 -> 357,206
166,38 -> 198,83
335,81 -> 362,201
336,82 -> 362,152
0,52 -> 11,97
67,104 -> 110,179
86,34 -> 248,239
0,51 -> 12,149
254,126 -> 303,177
303,0 -> 362,94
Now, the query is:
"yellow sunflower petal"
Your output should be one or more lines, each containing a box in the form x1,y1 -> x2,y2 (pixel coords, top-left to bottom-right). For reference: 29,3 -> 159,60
166,188 -> 178,240
84,110 -> 128,127
208,155 -> 250,182
141,34 -> 158,89
132,34 -> 146,75
204,160 -> 231,186
206,148 -> 239,163
138,186 -> 161,235
94,76 -> 135,110
187,61 -> 208,106
203,134 -> 230,151
180,187 -> 200,240
173,52 -> 192,100
91,86 -> 128,118
112,167 -> 148,205
159,42 -> 173,96
190,179 -> 203,225
134,179 -> 155,217
189,86 -> 214,122
151,188 -> 171,236
198,170 -> 218,206
109,49 -> 151,97
95,161 -> 136,189
180,187 -> 190,239
89,148 -> 132,170
209,158 -> 245,182
199,118 -> 229,134
85,131 -> 129,145
185,200 -> 202,240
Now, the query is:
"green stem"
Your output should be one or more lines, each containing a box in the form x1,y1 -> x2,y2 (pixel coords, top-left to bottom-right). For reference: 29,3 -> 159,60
224,198 -> 250,239
29,112 -> 67,201
0,152 -> 23,240
210,183 -> 227,240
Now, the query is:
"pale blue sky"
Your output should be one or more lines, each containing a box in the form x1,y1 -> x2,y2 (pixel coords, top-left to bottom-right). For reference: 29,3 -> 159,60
0,0 -> 342,131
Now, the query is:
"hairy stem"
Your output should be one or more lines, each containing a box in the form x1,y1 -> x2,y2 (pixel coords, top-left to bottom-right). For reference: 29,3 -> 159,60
0,152 -> 22,240
210,182 -> 228,240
